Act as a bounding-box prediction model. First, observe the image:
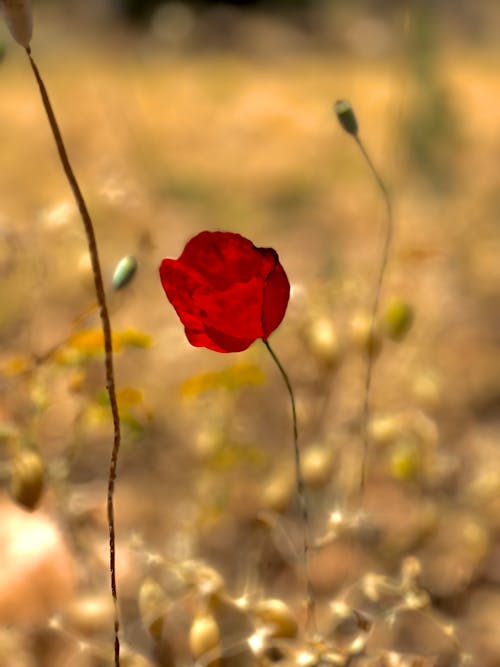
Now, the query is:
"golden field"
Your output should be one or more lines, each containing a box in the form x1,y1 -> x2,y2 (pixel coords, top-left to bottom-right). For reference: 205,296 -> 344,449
1,5 -> 500,666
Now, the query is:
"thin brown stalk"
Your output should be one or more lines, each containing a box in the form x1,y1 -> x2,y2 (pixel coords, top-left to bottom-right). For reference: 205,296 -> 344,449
25,47 -> 122,667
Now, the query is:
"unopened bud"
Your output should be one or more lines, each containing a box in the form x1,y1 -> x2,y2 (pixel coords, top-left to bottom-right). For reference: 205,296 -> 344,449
390,439 -> 420,481
0,0 -> 33,48
189,612 -> 220,666
382,298 -> 414,341
334,100 -> 358,136
112,255 -> 138,291
9,449 -> 45,510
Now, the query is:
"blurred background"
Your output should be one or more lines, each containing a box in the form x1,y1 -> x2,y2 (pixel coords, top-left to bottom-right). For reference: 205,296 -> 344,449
1,1 -> 500,666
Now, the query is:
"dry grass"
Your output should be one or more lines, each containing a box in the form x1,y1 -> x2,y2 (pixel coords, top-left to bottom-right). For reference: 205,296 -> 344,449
1,8 -> 500,666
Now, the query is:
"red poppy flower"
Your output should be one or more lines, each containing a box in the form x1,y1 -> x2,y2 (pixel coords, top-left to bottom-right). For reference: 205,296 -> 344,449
159,231 -> 290,353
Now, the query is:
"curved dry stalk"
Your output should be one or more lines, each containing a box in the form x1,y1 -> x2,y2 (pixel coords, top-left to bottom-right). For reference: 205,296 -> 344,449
25,47 -> 122,667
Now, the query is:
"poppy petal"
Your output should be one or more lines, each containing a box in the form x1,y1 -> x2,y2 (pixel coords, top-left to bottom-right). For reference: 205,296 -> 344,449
159,231 -> 290,353
261,262 -> 290,339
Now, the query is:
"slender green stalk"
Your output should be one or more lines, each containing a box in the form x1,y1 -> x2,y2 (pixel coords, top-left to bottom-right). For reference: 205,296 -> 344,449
334,100 -> 393,499
25,47 -> 122,667
353,134 -> 393,496
263,339 -> 316,634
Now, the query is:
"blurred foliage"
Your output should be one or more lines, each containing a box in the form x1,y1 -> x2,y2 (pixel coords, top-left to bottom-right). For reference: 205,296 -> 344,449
113,0 -> 320,24
180,363 -> 265,398
402,3 -> 460,188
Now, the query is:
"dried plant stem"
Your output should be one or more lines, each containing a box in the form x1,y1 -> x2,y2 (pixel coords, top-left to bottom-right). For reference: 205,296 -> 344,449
263,339 -> 316,635
353,134 -> 393,499
25,47 -> 122,667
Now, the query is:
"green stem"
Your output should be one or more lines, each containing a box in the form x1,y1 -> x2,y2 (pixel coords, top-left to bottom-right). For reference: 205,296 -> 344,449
263,339 -> 316,634
354,134 -> 393,498
25,47 -> 121,667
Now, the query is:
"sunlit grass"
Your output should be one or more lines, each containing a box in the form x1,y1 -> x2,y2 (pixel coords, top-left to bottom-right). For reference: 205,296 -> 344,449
1,8 -> 500,665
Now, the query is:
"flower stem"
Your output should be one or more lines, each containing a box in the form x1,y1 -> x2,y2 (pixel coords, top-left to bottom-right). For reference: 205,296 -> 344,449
25,47 -> 122,667
263,339 -> 316,635
335,101 -> 394,501
353,133 -> 393,498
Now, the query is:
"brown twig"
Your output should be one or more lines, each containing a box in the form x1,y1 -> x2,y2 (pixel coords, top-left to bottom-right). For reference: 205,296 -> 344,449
25,47 -> 122,666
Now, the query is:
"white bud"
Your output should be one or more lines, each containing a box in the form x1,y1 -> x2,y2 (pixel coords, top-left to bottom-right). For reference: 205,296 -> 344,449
1,0 -> 33,48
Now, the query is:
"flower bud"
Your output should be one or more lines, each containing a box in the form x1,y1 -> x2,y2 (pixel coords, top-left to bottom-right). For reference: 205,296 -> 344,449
0,0 -> 33,48
138,577 -> 169,641
334,100 -> 358,136
9,449 -> 45,510
112,255 -> 138,291
189,612 -> 220,666
382,298 -> 414,341
253,599 -> 298,639
389,439 -> 421,481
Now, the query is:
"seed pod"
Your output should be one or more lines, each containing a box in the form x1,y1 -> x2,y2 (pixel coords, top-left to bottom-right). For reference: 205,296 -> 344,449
302,444 -> 335,489
138,577 -> 169,641
382,298 -> 414,341
112,255 -> 138,291
9,449 -> 45,511
253,599 -> 298,639
389,439 -> 421,481
334,99 -> 358,136
189,612 -> 220,666
0,0 -> 33,48
304,317 -> 340,368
